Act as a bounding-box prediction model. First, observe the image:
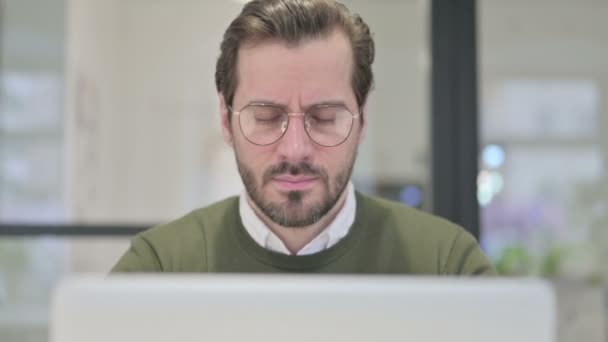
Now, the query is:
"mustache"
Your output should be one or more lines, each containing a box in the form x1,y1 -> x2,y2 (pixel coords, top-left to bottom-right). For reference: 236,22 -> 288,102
263,161 -> 327,185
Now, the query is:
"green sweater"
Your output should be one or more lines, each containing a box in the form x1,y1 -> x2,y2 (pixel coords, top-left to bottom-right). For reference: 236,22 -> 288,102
112,192 -> 496,275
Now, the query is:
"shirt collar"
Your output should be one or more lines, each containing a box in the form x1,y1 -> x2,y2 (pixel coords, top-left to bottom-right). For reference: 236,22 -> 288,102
239,182 -> 356,256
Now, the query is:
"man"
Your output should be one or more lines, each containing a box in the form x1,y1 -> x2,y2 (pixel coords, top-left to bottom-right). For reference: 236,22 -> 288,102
112,0 -> 495,275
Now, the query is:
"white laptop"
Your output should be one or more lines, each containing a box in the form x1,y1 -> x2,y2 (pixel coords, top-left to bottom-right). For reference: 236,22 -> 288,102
50,275 -> 556,342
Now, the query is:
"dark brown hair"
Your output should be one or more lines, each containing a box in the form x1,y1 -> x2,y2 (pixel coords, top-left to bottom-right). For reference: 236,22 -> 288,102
215,0 -> 375,116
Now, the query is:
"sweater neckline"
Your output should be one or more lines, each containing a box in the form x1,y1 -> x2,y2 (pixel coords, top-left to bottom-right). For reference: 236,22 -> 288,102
238,182 -> 357,256
229,191 -> 370,271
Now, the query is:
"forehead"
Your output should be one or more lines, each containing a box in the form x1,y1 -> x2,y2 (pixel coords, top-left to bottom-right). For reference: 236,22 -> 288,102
234,30 -> 355,106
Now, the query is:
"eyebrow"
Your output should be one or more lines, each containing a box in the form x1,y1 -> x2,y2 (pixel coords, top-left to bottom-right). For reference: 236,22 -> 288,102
246,99 -> 349,110
309,100 -> 348,108
247,99 -> 286,107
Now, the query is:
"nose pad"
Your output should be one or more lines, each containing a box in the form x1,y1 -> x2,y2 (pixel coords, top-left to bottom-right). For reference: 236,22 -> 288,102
281,116 -> 310,134
280,114 -> 311,144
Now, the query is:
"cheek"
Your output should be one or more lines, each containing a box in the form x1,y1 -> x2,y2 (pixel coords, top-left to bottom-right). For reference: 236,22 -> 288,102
317,145 -> 355,173
234,140 -> 274,171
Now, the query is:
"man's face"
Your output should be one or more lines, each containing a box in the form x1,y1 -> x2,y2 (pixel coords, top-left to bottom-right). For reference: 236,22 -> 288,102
221,30 -> 366,228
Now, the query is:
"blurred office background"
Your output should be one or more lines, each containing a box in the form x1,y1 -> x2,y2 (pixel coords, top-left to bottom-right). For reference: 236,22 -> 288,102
0,0 -> 607,341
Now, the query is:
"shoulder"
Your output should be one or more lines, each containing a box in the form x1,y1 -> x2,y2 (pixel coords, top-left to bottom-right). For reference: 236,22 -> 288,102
140,196 -> 238,244
356,192 -> 495,275
135,196 -> 238,269
357,192 -> 466,243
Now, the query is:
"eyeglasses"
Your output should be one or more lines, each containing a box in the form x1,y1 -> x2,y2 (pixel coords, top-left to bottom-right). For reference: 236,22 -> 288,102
229,103 -> 359,147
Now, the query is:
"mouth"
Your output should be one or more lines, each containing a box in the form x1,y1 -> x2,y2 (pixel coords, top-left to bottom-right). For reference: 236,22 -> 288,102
272,176 -> 319,191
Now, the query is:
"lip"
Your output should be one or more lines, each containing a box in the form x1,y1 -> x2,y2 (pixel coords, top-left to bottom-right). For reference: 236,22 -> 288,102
272,177 -> 319,191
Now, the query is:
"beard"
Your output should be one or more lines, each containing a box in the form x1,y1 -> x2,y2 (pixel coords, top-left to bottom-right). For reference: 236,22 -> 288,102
235,152 -> 356,228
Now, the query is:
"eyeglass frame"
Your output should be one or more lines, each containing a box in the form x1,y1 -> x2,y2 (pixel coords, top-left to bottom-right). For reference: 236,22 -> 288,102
227,102 -> 361,147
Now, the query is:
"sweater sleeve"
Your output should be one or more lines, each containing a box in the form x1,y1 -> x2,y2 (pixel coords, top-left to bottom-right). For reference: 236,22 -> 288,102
442,229 -> 497,276
111,235 -> 163,273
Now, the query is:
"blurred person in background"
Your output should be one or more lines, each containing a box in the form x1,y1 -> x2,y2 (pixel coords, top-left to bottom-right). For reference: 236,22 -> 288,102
112,0 -> 495,275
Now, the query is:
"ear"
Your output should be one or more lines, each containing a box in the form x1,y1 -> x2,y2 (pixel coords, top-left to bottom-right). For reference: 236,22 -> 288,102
219,93 -> 234,147
357,102 -> 368,144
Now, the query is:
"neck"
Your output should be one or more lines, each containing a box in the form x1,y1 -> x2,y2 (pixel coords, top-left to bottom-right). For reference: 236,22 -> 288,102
248,187 -> 349,255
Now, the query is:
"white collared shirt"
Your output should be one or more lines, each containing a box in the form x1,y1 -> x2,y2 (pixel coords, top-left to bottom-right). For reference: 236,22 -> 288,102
239,182 -> 356,255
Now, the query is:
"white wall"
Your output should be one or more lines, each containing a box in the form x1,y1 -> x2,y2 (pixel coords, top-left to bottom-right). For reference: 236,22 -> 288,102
345,0 -> 430,185
66,0 -> 246,222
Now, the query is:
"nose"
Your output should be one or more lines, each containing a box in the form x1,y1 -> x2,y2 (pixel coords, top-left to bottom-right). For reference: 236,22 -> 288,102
275,114 -> 314,162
